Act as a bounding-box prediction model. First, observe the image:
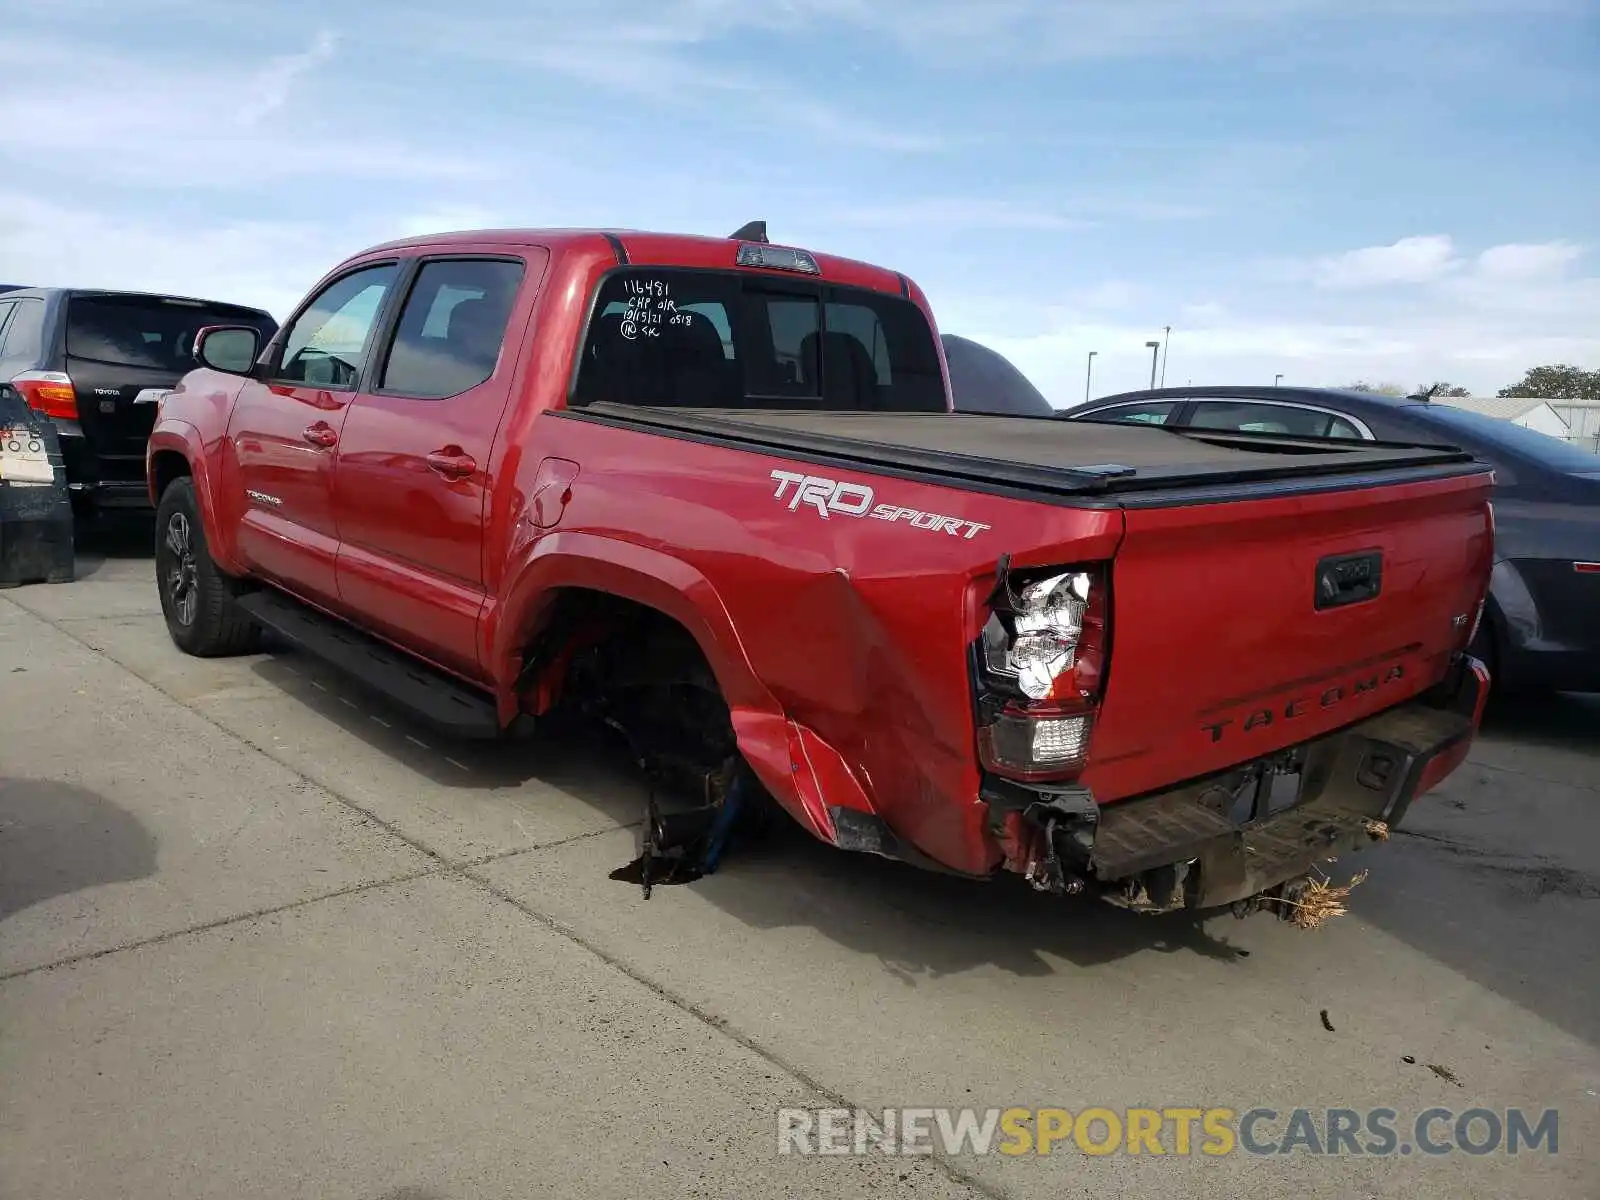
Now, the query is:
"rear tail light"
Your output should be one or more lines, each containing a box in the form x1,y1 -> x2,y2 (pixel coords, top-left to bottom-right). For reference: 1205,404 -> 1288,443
972,561 -> 1109,781
11,371 -> 78,420
978,709 -> 1095,781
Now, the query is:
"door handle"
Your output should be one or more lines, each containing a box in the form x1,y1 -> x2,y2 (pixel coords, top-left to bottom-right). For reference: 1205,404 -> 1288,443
302,423 -> 338,448
425,448 -> 477,480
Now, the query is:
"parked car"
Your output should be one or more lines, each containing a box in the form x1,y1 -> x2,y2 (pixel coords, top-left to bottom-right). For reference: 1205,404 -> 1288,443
1066,384 -> 1600,693
941,333 -> 1057,416
148,227 -> 1493,915
0,288 -> 278,516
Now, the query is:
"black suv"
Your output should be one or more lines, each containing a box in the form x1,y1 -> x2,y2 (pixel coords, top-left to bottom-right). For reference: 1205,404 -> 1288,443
0,288 -> 278,515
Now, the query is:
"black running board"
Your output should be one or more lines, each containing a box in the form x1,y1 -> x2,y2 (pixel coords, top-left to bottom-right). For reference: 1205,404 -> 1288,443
236,588 -> 504,740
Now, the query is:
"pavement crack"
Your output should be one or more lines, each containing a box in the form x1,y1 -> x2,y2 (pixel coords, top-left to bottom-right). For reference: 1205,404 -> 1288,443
455,825 -> 640,871
1468,758 -> 1600,794
0,867 -> 443,984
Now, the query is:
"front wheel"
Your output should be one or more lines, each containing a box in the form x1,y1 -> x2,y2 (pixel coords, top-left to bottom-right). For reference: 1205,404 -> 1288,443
155,477 -> 261,657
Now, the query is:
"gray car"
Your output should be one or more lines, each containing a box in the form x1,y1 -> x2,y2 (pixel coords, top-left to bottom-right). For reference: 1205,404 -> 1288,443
940,334 -> 1057,417
1065,385 -> 1600,694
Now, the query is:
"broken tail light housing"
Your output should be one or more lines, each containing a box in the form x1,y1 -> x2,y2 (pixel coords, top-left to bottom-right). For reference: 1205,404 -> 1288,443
973,560 -> 1109,781
11,371 -> 78,420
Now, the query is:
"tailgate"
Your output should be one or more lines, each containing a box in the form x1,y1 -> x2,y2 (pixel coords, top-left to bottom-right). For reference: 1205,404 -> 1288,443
64,293 -> 272,481
1081,468 -> 1494,803
65,357 -> 177,480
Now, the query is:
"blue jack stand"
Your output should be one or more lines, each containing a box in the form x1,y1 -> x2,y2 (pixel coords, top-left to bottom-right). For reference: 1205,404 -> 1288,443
698,767 -> 753,875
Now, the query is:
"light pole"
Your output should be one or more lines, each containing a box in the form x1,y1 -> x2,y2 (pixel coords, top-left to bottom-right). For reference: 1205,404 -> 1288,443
1146,341 -> 1161,390
1273,373 -> 1284,387
1159,326 -> 1171,387
1085,350 -> 1098,404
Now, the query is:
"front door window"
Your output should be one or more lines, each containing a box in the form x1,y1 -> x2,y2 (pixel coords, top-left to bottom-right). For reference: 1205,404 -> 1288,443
275,264 -> 400,389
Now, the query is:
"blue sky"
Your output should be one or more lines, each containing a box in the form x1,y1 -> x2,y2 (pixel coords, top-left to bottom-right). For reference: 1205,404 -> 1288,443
3,0 -> 1597,401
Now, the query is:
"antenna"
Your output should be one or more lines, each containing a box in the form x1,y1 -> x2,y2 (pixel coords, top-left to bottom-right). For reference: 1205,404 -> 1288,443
729,220 -> 769,243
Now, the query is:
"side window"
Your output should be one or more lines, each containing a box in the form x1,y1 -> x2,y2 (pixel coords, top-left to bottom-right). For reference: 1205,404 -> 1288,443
1092,401 -> 1180,425
0,302 -> 16,355
0,299 -> 46,363
1190,400 -> 1361,438
378,258 -> 525,399
275,263 -> 400,389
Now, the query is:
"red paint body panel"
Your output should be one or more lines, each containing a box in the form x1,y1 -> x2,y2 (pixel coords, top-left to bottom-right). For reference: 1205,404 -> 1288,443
225,378 -> 351,608
330,245 -> 551,678
1083,469 -> 1495,802
150,227 -> 1495,881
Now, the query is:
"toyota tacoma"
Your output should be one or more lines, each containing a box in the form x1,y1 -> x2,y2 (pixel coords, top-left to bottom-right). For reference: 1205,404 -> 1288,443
146,223 -> 1495,913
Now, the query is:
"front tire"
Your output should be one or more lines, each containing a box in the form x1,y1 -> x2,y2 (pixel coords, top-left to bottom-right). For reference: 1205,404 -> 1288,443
155,477 -> 261,657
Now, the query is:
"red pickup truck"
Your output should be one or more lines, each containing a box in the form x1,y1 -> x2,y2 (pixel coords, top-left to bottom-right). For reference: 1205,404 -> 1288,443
147,223 -> 1495,914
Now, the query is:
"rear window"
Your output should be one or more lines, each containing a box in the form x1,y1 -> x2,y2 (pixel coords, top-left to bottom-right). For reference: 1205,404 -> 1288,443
66,296 -> 276,371
1416,404 -> 1600,473
571,268 -> 945,412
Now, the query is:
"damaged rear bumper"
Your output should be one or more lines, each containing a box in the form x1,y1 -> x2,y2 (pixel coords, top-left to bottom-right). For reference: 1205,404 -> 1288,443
987,654 -> 1490,912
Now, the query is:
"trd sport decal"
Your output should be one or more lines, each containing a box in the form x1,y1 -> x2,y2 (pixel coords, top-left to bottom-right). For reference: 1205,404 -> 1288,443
768,470 -> 991,540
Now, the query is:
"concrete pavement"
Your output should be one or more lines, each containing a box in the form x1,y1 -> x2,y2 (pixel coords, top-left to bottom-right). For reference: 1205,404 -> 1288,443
2,519 -> 1596,1198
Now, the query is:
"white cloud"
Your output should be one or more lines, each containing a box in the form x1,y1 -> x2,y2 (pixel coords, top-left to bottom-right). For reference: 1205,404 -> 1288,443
1475,240 -> 1587,281
1311,235 -> 1460,290
959,311 -> 1600,406
0,192 -> 501,320
933,237 -> 1600,403
0,32 -> 501,188
239,29 -> 339,125
399,7 -> 942,153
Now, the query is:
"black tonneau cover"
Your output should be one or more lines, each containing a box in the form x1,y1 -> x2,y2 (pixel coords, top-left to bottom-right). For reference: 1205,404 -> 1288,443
564,403 -> 1487,506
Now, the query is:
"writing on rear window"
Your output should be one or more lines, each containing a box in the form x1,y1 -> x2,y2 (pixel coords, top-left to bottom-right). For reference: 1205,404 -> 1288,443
572,268 -> 945,413
620,278 -> 680,341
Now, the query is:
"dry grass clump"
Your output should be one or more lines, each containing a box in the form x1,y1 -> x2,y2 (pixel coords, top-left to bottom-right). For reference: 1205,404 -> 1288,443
1266,867 -> 1371,930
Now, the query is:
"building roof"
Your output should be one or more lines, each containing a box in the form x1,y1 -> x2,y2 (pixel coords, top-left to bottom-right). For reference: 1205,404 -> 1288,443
1433,395 -> 1560,421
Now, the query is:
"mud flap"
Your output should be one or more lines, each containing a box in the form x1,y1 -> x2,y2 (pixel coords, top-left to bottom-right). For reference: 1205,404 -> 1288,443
0,389 -> 74,589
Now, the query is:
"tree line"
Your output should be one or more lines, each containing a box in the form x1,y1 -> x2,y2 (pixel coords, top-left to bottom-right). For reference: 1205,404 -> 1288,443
1345,363 -> 1600,403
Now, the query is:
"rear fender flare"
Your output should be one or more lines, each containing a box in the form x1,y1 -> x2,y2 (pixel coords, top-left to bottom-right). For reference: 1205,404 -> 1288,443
147,421 -> 244,575
488,531 -> 851,843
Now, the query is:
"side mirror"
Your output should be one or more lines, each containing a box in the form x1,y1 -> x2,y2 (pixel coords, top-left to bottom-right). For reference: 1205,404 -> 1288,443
193,325 -> 263,375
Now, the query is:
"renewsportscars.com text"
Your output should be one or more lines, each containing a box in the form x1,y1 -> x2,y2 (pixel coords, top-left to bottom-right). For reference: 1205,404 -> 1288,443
777,1106 -> 1560,1158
